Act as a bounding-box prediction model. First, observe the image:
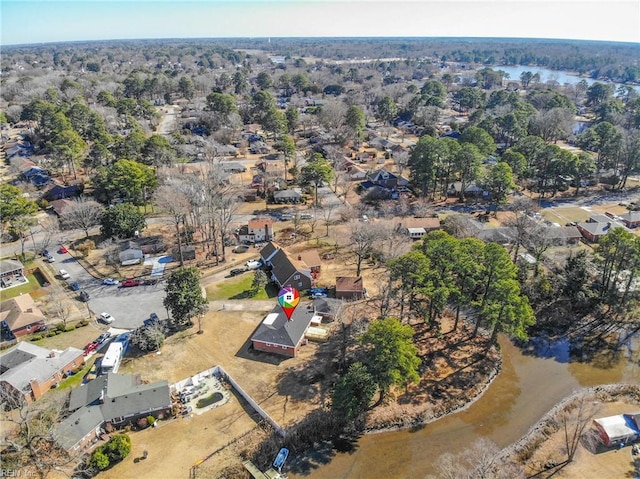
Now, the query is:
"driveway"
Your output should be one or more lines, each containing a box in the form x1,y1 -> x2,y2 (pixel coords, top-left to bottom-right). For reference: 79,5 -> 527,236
48,249 -> 167,330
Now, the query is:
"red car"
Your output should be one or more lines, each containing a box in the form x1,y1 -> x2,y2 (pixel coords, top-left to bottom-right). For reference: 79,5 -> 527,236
121,278 -> 143,287
59,245 -> 68,254
83,342 -> 99,356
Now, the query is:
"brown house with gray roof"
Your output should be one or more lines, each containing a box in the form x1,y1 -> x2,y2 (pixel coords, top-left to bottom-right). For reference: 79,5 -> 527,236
0,294 -> 46,338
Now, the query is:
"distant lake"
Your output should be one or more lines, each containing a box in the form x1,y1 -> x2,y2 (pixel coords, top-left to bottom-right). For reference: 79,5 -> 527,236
496,65 -> 640,93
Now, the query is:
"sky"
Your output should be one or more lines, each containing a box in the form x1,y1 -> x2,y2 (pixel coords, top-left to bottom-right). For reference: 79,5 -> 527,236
1,0 -> 639,46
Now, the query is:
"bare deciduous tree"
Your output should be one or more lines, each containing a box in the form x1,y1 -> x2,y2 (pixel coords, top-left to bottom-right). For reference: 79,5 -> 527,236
0,389 -> 82,479
59,197 -> 104,238
348,220 -> 383,277
560,395 -> 600,462
47,286 -> 71,327
154,181 -> 192,267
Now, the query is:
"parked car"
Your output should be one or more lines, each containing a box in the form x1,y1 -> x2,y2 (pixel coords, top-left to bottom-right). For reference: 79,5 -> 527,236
233,245 -> 249,253
102,278 -> 119,286
245,260 -> 262,270
120,278 -> 142,287
311,292 -> 328,299
45,253 -> 55,263
83,342 -> 99,356
229,268 -> 245,276
58,245 -> 68,254
79,290 -> 90,302
96,332 -> 111,343
99,312 -> 115,324
70,282 -> 80,291
58,269 -> 70,280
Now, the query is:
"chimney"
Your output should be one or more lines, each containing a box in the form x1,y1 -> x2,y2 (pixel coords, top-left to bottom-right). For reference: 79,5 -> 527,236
298,255 -> 302,261
48,351 -> 56,358
29,378 -> 43,401
99,389 -> 105,404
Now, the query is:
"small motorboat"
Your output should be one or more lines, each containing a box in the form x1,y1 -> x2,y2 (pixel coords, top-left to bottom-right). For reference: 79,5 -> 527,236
273,447 -> 289,470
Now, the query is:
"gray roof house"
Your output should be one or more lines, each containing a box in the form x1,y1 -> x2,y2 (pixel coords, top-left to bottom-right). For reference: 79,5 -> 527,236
54,373 -> 171,453
251,304 -> 319,357
0,342 -> 84,404
273,188 -> 303,204
268,249 -> 312,291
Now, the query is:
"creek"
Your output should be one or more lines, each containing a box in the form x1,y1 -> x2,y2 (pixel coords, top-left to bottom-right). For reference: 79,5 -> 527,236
290,335 -> 639,478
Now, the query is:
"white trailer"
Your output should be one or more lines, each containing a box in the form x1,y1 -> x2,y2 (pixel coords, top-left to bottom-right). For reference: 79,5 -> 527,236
101,342 -> 124,374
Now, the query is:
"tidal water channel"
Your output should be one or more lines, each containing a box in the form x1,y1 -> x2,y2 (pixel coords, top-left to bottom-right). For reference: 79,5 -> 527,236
291,335 -> 640,478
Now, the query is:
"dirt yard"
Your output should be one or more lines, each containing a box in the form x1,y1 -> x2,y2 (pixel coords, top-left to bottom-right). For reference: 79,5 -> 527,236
101,306 -> 330,479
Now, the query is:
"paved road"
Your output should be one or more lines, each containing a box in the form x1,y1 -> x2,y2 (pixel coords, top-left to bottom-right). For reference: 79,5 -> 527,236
46,247 -> 167,330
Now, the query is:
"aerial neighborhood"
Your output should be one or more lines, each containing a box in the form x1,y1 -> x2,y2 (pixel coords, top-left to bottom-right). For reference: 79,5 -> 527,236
0,36 -> 639,479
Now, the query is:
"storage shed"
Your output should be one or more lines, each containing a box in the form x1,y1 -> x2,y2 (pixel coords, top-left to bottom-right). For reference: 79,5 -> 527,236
593,413 -> 640,447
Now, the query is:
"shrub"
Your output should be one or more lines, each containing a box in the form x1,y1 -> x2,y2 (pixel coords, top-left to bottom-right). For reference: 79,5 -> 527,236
30,334 -> 43,342
65,325 -> 76,332
146,415 -> 156,426
55,322 -> 66,332
76,320 -> 89,327
90,433 -> 132,470
76,240 -> 96,257
90,450 -> 110,471
196,392 -> 223,408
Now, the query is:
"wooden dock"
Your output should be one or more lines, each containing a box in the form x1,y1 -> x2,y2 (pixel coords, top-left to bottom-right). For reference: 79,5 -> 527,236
242,460 -> 286,479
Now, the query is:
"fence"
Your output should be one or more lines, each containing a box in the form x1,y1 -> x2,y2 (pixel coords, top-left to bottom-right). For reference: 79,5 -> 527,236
212,365 -> 286,438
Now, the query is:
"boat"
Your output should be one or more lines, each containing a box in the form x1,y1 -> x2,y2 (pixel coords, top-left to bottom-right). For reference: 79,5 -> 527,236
273,448 -> 289,470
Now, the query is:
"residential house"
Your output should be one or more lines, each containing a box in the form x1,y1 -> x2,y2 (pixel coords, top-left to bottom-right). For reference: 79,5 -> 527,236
542,226 -> 582,245
0,294 -> 46,338
395,217 -> 441,239
360,168 -> 410,199
273,188 -> 303,204
576,215 -> 630,243
117,236 -> 165,265
53,373 -> 171,453
221,161 -> 247,173
447,181 -> 488,198
21,166 -> 51,187
476,226 -> 518,245
335,276 -> 365,300
49,198 -> 76,218
259,241 -> 282,266
619,211 -> 640,229
251,304 -> 319,357
368,137 -> 395,151
238,217 -> 274,244
268,249 -> 312,291
42,182 -> 83,201
249,141 -> 270,154
0,342 -> 84,405
0,259 -> 25,287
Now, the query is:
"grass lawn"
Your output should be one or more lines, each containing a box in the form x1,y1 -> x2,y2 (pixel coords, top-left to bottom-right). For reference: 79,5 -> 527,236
0,274 -> 42,302
58,356 -> 97,390
541,207 -> 590,225
205,274 -> 270,300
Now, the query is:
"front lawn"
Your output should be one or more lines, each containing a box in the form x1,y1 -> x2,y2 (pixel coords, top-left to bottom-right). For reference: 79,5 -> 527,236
58,356 -> 97,390
205,274 -> 270,300
0,273 -> 42,302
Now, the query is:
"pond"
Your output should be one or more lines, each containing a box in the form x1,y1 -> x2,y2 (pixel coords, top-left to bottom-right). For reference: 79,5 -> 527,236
290,334 -> 639,478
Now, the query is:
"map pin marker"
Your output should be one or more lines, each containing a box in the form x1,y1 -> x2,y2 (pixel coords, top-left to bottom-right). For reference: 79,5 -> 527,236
278,286 -> 300,320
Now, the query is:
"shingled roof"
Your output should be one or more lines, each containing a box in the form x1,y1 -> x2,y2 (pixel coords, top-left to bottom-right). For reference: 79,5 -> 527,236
251,304 -> 317,348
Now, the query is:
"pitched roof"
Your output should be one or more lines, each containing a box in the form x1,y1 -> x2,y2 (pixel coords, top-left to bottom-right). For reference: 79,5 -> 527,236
0,342 -> 50,373
298,250 -> 322,269
251,304 -> 317,348
543,226 -> 582,240
0,294 -> 45,331
248,217 -> 274,229
336,276 -> 364,293
619,211 -> 640,223
259,241 -> 281,263
273,188 -> 302,200
0,345 -> 83,392
270,249 -> 310,287
397,217 -> 441,230
56,373 -> 171,451
0,259 -> 24,275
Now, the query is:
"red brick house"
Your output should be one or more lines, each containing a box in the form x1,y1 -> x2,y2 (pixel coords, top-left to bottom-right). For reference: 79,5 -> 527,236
619,211 -> 640,229
251,305 -> 319,357
576,215 -> 630,243
0,294 -> 46,338
0,342 -> 84,405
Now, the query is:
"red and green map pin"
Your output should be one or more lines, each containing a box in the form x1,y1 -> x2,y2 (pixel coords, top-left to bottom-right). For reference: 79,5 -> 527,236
278,286 -> 300,320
